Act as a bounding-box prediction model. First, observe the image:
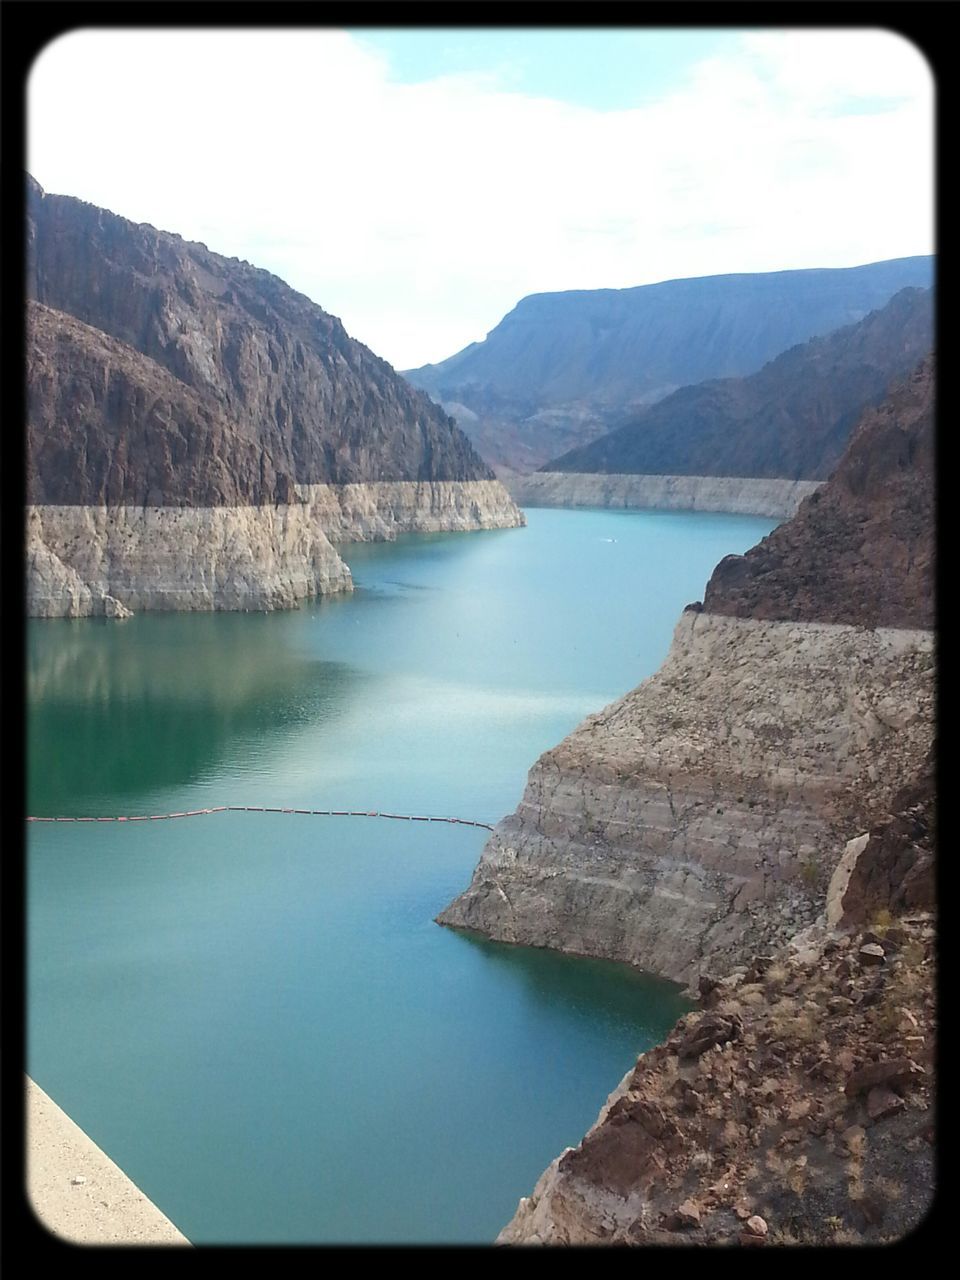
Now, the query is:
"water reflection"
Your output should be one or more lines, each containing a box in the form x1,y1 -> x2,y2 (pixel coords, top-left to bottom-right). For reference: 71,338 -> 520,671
27,613 -> 359,812
450,928 -> 692,1038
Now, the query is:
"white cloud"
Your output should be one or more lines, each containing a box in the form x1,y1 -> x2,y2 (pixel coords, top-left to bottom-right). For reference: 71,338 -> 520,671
28,28 -> 933,370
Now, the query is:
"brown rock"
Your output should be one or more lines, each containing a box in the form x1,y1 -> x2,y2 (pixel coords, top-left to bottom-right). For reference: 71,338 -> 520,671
703,354 -> 935,630
741,1215 -> 769,1245
26,184 -> 495,502
664,1199 -> 701,1230
866,1086 -> 907,1121
858,944 -> 886,966
677,1012 -> 744,1060
845,1058 -> 924,1097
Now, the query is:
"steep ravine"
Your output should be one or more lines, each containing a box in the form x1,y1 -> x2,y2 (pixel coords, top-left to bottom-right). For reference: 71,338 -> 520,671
438,357 -> 936,1244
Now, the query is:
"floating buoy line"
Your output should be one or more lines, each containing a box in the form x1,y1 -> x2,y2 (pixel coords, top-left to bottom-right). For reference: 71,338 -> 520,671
26,805 -> 496,831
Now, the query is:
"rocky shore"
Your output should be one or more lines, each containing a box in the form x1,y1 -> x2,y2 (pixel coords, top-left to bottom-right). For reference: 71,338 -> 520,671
27,480 -> 521,618
499,909 -> 935,1245
440,356 -> 935,1244
504,472 -> 822,518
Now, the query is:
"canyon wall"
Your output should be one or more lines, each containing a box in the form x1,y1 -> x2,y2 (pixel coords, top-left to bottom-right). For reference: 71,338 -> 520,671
438,612 -> 933,988
475,354 -> 936,1247
505,473 -> 823,518
26,181 -> 523,618
441,357 -> 934,986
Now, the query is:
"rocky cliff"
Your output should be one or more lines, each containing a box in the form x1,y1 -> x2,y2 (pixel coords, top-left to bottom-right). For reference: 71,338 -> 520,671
405,258 -> 933,471
26,177 -> 522,616
441,355 -> 935,1244
548,287 -> 933,482
499,906 -> 935,1245
439,358 -> 935,985
504,473 -> 823,519
703,356 -> 935,629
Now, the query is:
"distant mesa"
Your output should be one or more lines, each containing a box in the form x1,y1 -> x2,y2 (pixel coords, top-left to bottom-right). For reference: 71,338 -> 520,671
405,257 -> 934,472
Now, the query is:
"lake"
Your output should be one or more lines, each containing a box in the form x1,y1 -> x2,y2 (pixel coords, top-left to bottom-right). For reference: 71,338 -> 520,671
26,506 -> 775,1244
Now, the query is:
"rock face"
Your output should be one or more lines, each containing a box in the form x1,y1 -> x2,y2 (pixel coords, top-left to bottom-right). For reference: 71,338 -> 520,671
25,177 -> 523,616
498,914 -> 936,1245
443,356 -> 936,1245
827,754 -> 936,929
438,612 -> 933,987
704,356 -> 935,629
405,258 -> 933,471
439,358 -> 935,986
504,473 -> 823,519
548,287 -> 933,482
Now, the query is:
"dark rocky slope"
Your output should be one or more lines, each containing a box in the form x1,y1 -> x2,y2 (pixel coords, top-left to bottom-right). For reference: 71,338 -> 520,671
27,301 -> 283,507
703,354 -> 935,628
547,288 -> 933,482
501,904 -> 936,1245
406,258 -> 933,471
26,175 -> 494,495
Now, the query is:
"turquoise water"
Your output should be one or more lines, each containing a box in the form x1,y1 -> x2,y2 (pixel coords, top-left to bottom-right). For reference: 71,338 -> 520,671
27,506 -> 774,1244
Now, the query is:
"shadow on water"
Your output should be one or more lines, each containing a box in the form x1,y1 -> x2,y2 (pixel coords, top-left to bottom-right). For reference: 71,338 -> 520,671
27,611 -> 359,812
447,927 -> 693,1039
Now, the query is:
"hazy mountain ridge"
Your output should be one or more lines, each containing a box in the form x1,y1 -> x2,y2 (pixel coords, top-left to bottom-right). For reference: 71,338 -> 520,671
547,287 -> 934,481
404,257 -> 933,471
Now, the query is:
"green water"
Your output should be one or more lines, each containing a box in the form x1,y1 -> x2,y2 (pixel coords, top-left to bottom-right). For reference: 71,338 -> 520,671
27,506 -> 774,1244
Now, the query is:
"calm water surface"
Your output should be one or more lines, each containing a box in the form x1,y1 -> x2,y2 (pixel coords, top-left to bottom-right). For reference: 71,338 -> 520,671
27,507 -> 774,1244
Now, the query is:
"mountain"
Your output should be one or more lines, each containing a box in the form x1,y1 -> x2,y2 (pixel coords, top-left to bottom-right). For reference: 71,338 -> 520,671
404,257 -> 934,471
545,287 -> 933,483
704,355 -> 935,629
25,177 -> 522,617
441,357 -> 935,1243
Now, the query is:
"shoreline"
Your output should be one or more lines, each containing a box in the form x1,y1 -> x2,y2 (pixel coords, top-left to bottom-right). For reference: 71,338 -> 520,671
26,1077 -> 190,1246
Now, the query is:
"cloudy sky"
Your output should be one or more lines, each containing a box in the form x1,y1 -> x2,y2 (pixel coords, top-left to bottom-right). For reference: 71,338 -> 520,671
27,26 -> 933,371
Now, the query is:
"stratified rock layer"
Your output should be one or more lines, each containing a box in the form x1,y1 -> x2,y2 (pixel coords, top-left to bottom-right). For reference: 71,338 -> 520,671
505,473 -> 823,519
27,481 -> 518,616
438,612 -> 934,988
25,179 -> 523,616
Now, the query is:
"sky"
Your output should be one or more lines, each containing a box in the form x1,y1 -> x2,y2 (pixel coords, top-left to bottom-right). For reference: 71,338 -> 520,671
27,26 -> 934,372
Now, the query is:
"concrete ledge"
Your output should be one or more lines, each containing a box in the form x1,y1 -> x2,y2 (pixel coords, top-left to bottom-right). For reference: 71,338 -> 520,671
26,1077 -> 190,1245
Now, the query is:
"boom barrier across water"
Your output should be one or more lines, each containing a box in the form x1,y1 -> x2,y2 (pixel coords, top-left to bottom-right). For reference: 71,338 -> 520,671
26,806 -> 496,831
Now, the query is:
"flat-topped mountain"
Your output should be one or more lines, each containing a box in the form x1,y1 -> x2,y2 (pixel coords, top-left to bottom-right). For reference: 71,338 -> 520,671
404,257 -> 933,471
25,176 -> 522,617
546,287 -> 933,482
